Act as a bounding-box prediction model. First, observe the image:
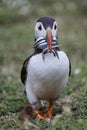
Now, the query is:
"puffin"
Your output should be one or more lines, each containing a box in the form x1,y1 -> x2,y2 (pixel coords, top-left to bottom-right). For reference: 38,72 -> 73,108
21,17 -> 71,119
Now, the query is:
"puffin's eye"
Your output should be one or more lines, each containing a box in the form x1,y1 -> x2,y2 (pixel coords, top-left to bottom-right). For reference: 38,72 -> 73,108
54,24 -> 57,30
38,25 -> 42,31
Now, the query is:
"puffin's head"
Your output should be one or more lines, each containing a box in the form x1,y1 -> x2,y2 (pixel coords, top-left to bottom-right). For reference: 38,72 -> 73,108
34,17 -> 58,53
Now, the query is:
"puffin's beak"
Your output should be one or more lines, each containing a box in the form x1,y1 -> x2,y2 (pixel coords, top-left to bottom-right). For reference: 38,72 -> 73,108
46,28 -> 53,53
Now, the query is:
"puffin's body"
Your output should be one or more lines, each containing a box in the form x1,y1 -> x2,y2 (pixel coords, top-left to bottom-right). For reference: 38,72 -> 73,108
21,17 -> 71,119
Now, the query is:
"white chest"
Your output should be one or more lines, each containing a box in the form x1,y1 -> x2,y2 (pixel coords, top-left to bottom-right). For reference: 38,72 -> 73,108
27,51 -> 69,100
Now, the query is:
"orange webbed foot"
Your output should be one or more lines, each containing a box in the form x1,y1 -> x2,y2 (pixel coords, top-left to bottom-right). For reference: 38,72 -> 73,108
34,101 -> 53,120
34,109 -> 48,120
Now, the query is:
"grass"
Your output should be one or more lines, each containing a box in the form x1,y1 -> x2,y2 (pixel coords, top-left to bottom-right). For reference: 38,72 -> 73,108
0,0 -> 87,129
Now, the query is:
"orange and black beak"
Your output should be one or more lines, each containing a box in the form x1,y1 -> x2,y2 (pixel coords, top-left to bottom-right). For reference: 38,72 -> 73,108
46,28 -> 53,53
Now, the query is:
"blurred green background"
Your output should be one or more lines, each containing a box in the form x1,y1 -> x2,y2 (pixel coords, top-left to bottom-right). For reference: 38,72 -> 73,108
0,0 -> 87,130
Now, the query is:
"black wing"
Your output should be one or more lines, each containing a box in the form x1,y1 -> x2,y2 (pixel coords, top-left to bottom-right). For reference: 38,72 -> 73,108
20,55 -> 33,85
68,57 -> 71,76
20,58 -> 29,85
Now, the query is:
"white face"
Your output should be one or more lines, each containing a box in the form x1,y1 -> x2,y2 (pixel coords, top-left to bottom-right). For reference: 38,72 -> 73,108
35,21 -> 58,40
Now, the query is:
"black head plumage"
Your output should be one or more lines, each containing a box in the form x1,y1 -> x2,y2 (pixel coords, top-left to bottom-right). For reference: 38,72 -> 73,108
37,17 -> 55,29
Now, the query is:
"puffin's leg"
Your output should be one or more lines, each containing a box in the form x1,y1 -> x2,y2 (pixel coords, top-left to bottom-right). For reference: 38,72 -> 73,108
25,83 -> 44,119
48,101 -> 53,118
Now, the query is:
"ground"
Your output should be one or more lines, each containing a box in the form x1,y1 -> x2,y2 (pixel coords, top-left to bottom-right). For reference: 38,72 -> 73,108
0,0 -> 87,130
